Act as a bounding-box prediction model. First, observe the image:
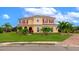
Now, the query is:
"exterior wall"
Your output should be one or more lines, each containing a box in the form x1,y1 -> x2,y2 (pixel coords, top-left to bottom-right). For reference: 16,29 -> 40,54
28,19 -> 33,25
29,25 -> 56,33
32,26 -> 36,33
32,26 -> 42,33
53,25 -> 58,33
33,17 -> 43,25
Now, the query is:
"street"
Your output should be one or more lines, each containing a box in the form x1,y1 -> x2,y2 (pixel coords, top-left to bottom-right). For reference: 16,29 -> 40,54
0,44 -> 79,51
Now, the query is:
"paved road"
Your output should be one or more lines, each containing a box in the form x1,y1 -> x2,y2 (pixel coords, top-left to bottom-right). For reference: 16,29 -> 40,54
0,44 -> 79,51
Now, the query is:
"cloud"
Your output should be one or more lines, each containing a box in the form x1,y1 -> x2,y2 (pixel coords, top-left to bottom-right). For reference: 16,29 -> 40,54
72,20 -> 78,23
3,14 -> 10,19
66,12 -> 79,24
23,7 -> 79,25
54,13 -> 70,24
24,7 -> 57,17
54,12 -> 79,24
67,12 -> 79,17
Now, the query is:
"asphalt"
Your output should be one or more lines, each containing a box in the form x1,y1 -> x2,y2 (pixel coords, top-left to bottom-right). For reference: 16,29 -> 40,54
0,44 -> 79,51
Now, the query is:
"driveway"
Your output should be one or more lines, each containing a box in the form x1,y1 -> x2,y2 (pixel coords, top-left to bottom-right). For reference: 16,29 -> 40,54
58,34 -> 79,47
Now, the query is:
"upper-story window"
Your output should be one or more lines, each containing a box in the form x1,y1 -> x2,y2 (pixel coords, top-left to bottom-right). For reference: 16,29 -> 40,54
36,18 -> 40,22
43,18 -> 48,23
49,19 -> 53,23
22,20 -> 25,23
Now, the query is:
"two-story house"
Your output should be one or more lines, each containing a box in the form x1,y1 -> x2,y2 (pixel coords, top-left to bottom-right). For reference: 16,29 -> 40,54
19,15 -> 58,33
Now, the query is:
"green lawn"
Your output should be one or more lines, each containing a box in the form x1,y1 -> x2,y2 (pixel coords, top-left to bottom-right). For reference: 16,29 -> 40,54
0,32 -> 71,42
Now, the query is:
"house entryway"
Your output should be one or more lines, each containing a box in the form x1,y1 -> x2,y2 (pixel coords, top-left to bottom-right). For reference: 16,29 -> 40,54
29,27 -> 33,33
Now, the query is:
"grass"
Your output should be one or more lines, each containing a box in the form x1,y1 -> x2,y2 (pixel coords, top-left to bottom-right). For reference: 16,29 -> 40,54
0,32 -> 71,42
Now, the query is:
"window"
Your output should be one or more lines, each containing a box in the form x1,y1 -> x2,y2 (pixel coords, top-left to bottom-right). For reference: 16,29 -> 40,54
37,27 -> 40,32
36,18 -> 40,22
43,18 -> 48,23
22,20 -> 25,23
37,19 -> 39,22
49,19 -> 53,23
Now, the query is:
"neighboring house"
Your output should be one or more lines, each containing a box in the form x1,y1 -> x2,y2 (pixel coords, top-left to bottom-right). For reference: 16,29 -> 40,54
19,15 -> 58,33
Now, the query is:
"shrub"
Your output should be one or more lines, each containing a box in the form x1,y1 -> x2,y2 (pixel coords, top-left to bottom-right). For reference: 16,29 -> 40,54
41,27 -> 52,35
17,26 -> 28,35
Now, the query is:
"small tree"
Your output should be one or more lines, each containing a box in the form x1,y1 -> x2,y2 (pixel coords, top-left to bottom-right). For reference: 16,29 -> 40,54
41,27 -> 52,35
17,26 -> 28,35
21,26 -> 28,35
2,23 -> 12,32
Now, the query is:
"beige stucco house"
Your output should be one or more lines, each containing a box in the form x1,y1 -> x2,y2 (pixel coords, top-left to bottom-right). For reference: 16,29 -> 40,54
19,15 -> 58,33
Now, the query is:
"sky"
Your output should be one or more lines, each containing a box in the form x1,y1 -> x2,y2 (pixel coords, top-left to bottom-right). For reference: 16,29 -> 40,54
0,7 -> 79,27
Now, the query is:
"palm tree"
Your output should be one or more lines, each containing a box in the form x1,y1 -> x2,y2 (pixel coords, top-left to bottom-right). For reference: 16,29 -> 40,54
2,23 -> 12,32
57,21 -> 73,33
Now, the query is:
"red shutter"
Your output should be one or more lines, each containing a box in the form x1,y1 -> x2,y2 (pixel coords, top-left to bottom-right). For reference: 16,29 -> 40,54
43,19 -> 44,24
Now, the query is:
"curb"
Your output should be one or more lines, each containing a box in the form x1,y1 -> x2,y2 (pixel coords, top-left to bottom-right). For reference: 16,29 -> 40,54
0,42 -> 59,46
1,42 -> 79,47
